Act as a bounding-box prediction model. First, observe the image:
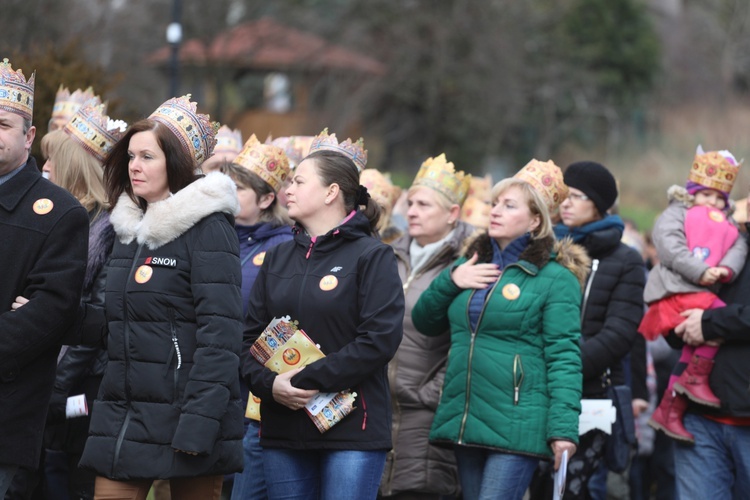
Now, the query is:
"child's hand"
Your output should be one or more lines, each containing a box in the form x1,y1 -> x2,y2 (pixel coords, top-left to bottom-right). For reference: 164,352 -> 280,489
699,267 -> 725,286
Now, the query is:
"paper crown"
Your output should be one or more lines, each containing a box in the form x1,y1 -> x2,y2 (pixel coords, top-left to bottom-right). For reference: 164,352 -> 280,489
63,104 -> 127,163
149,94 -> 218,164
269,135 -> 315,168
689,145 -> 741,195
460,195 -> 491,229
514,159 -> 568,211
360,169 -> 401,209
52,85 -> 102,125
412,153 -> 471,206
309,128 -> 367,171
234,134 -> 291,192
213,125 -> 243,157
468,174 -> 493,203
0,58 -> 35,121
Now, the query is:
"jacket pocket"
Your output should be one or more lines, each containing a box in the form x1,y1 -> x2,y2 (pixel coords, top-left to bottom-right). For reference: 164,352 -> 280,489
166,307 -> 182,402
513,354 -> 524,406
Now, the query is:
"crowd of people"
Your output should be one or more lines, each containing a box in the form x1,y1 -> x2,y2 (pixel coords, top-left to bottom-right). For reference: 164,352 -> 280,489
2,57 -> 750,500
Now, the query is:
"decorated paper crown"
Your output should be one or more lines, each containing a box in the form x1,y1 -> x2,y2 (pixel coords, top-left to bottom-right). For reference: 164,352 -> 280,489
468,174 -> 492,203
689,145 -> 741,196
213,125 -> 243,157
309,128 -> 367,172
460,195 -> 491,229
0,58 -> 35,121
234,134 -> 291,192
269,135 -> 315,168
514,159 -> 568,211
360,169 -> 401,209
412,153 -> 471,206
63,103 -> 127,162
52,85 -> 102,125
149,94 -> 218,164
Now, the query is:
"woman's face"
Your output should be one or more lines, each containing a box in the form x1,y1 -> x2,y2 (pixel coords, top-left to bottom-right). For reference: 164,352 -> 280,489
128,131 -> 170,204
42,156 -> 56,183
285,158 -> 328,224
559,187 -> 600,228
488,185 -> 540,248
236,184 -> 274,226
406,186 -> 456,246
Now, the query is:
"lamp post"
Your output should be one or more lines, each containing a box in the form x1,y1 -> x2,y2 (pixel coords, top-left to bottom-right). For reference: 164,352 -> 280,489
166,0 -> 182,98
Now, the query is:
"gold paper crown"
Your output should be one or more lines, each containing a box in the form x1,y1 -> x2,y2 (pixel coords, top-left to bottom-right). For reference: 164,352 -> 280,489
63,104 -> 127,163
234,134 -> 291,192
412,153 -> 471,206
309,128 -> 367,171
689,149 -> 740,195
52,85 -> 102,125
149,94 -> 218,164
460,195 -> 491,229
0,58 -> 35,121
213,125 -> 243,157
360,169 -> 401,209
269,136 -> 315,168
468,174 -> 493,203
514,159 -> 568,211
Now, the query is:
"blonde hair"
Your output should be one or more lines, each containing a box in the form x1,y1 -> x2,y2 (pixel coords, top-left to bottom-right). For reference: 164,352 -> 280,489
490,178 -> 553,240
41,130 -> 108,212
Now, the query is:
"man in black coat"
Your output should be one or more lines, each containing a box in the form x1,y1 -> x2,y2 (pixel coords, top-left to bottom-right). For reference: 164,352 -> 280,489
0,59 -> 89,497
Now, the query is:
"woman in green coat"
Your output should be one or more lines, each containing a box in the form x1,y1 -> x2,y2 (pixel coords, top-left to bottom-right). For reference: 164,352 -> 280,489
412,162 -> 589,500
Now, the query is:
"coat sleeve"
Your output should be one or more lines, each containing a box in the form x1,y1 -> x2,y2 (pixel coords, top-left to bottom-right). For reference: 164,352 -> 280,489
171,216 -> 243,454
702,304 -> 750,343
291,244 -> 405,392
411,257 -> 467,337
0,204 -> 88,376
718,230 -> 748,280
653,204 -> 708,284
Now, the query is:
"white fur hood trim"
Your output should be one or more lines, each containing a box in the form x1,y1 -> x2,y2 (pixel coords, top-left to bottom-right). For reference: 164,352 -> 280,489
110,172 -> 239,250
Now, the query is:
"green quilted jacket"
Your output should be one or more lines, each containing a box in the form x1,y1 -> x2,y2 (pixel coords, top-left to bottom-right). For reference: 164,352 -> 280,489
412,234 -> 589,459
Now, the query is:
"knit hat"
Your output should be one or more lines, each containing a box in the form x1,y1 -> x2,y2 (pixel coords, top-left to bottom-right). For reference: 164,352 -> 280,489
563,161 -> 618,215
686,145 -> 740,203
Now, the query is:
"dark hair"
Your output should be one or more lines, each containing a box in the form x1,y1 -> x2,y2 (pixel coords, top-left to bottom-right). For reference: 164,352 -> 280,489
219,161 -> 291,227
103,119 -> 197,210
305,150 -> 381,236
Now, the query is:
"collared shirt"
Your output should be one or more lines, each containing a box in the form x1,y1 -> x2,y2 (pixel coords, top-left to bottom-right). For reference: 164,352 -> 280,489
0,161 -> 27,187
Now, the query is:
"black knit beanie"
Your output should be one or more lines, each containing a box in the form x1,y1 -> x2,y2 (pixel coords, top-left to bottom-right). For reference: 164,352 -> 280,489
563,161 -> 618,215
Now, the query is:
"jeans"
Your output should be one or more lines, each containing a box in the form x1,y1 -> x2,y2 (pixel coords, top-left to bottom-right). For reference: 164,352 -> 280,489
0,464 -> 19,498
674,413 -> 750,500
262,448 -> 386,500
231,420 -> 267,500
453,446 -> 538,500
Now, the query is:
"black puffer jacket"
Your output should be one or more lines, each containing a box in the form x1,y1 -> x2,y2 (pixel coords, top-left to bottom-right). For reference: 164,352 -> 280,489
78,173 -> 244,480
242,211 -> 405,450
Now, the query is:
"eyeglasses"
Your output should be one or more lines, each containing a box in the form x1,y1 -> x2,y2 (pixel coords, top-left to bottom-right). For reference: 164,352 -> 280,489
567,192 -> 590,202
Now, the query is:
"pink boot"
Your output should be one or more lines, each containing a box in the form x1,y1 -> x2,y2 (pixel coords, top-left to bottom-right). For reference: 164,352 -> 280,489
673,355 -> 721,408
648,391 -> 695,444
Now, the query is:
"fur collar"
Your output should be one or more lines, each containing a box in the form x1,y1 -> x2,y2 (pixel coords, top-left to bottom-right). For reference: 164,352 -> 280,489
110,172 -> 239,250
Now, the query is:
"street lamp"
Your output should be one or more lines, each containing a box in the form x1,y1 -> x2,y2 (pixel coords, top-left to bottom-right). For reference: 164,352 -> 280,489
167,0 -> 182,98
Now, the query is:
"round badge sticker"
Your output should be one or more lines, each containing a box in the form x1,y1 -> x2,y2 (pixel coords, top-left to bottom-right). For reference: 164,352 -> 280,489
282,348 -> 301,366
708,209 -> 725,223
134,265 -> 153,284
319,275 -> 338,291
502,283 -> 521,301
33,198 -> 54,215
251,395 -> 261,404
252,251 -> 266,266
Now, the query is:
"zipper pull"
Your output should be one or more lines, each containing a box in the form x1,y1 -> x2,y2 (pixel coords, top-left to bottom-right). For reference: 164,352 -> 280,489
514,387 -> 519,405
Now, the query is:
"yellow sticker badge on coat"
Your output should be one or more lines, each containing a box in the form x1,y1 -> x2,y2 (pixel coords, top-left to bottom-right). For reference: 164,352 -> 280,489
709,209 -> 725,223
33,198 -> 53,215
134,265 -> 153,284
502,283 -> 521,301
319,275 -> 338,291
252,251 -> 266,266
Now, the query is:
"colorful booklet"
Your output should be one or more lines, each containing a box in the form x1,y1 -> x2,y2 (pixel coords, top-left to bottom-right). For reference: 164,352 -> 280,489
246,316 -> 357,433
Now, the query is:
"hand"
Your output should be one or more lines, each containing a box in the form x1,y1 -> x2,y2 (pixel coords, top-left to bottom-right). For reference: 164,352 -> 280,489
550,440 -> 576,471
675,309 -> 705,346
450,253 -> 501,290
11,296 -> 29,311
699,267 -> 726,286
632,398 -> 649,418
271,367 -> 319,411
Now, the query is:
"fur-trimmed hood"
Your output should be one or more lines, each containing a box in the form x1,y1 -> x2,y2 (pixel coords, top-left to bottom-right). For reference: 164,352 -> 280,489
110,172 -> 239,250
463,232 -> 591,289
667,184 -> 736,216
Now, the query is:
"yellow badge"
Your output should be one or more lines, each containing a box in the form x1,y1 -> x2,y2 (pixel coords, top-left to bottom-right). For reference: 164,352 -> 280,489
252,251 -> 266,266
708,209 -> 725,223
134,265 -> 153,284
33,198 -> 53,215
319,275 -> 338,291
282,348 -> 301,366
502,283 -> 521,301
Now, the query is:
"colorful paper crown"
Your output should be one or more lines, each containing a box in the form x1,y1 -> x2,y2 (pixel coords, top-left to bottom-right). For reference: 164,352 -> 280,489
309,128 -> 367,172
689,145 -> 741,196
0,58 -> 35,121
460,195 -> 491,229
514,159 -> 568,211
234,134 -> 291,192
412,153 -> 471,206
52,85 -> 102,125
269,135 -> 315,168
468,174 -> 493,203
213,125 -> 243,157
149,94 -> 218,164
63,104 -> 127,162
360,169 -> 401,209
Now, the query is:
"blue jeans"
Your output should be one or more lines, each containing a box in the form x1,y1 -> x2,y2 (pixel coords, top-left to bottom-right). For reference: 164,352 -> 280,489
231,420 -> 267,500
454,446 -> 538,500
262,448 -> 385,500
674,413 -> 750,499
0,464 -> 19,498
